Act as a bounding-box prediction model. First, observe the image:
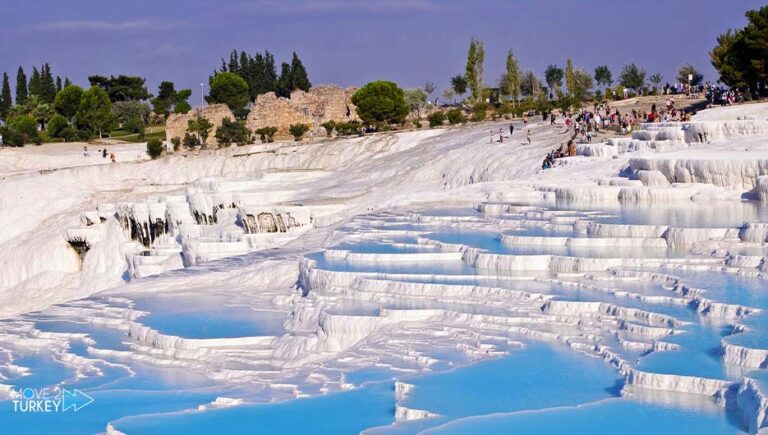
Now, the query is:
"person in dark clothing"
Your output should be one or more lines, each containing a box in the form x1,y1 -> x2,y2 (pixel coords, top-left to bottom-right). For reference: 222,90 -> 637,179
102,148 -> 108,158
509,124 -> 514,135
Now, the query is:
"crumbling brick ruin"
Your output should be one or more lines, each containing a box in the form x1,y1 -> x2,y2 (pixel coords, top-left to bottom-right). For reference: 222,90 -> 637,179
165,104 -> 235,147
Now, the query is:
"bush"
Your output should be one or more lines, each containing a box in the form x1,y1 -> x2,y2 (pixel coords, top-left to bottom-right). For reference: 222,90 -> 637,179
146,138 -> 164,159
413,119 -> 422,129
255,126 -> 277,143
470,102 -> 488,122
183,132 -> 200,147
351,81 -> 409,126
2,127 -> 24,147
335,121 -> 361,136
171,136 -> 181,151
428,112 -> 445,127
321,121 -> 336,137
289,123 -> 310,141
60,127 -> 79,142
446,109 -> 466,125
215,117 -> 252,146
123,117 -> 145,135
6,115 -> 39,145
47,114 -> 70,138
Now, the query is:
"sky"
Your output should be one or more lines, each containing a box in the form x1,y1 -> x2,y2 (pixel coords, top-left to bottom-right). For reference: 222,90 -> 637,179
0,0 -> 764,103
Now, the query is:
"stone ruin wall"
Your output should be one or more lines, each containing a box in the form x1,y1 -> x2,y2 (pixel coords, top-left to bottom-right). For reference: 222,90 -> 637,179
165,104 -> 235,147
246,85 -> 359,138
165,85 -> 358,145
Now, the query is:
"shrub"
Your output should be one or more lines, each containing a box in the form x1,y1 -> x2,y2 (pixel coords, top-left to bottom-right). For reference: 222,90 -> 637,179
146,138 -> 164,159
183,132 -> 199,147
215,117 -> 252,146
335,121 -> 361,136
255,126 -> 277,143
321,121 -> 336,137
2,127 -> 24,147
351,81 -> 409,126
60,127 -> 79,142
7,115 -> 39,145
124,117 -> 145,134
470,102 -> 488,122
413,119 -> 422,129
428,112 -> 446,127
289,123 -> 310,141
171,136 -> 181,151
47,114 -> 70,138
446,109 -> 466,125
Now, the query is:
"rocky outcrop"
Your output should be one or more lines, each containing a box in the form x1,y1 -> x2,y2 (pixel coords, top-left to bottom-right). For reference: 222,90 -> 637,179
246,85 -> 358,138
165,104 -> 235,147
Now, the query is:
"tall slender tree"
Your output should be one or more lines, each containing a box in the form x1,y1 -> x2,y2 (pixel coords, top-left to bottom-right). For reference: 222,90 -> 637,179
500,50 -> 522,105
16,66 -> 28,105
64,77 -> 72,87
0,72 -> 12,120
465,37 -> 485,102
56,76 -> 63,93
276,63 -> 292,98
565,59 -> 575,96
40,63 -> 57,103
28,67 -> 41,98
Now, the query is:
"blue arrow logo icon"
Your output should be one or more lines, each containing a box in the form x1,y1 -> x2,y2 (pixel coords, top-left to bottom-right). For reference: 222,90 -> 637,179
62,389 -> 94,412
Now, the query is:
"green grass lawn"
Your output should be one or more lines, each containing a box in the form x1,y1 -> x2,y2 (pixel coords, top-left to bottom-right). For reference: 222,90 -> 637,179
109,125 -> 166,143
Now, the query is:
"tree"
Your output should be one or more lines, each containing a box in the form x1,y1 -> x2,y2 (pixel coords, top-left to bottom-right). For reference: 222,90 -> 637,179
520,71 -> 544,99
465,37 -> 485,102
276,63 -> 292,98
565,59 -> 575,96
677,64 -> 703,86
289,123 -> 310,141
54,85 -> 85,120
442,88 -> 456,104
7,114 -> 39,145
428,111 -> 445,127
649,73 -> 664,93
55,76 -> 62,93
423,81 -> 436,100
28,67 -> 41,99
207,72 -> 249,112
187,117 -> 213,145
404,88 -> 427,118
0,72 -> 11,120
15,67 -> 28,105
40,63 -> 57,103
290,52 -> 311,92
594,65 -> 613,88
451,75 -> 468,101
711,6 -> 768,96
500,50 -> 522,104
88,75 -> 150,102
570,69 -> 594,102
619,63 -> 646,92
545,65 -> 564,97
146,138 -> 164,159
446,108 -> 466,125
255,126 -> 277,143
112,100 -> 150,126
76,86 -> 114,138
151,82 -> 192,117
351,81 -> 409,126
47,114 -> 69,138
215,117 -> 252,146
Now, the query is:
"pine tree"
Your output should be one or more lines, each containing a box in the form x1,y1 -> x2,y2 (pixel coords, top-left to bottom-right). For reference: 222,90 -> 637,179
16,66 -> 28,105
29,67 -> 41,98
0,72 -> 12,120
64,77 -> 72,87
289,52 -> 311,92
56,76 -> 63,93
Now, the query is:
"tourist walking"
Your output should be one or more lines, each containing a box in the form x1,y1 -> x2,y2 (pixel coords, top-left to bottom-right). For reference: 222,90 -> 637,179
509,124 -> 514,135
527,130 -> 532,144
83,145 -> 89,157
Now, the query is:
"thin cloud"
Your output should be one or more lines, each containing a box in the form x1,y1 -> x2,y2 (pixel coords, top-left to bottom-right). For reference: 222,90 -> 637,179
35,19 -> 184,31
237,0 -> 442,14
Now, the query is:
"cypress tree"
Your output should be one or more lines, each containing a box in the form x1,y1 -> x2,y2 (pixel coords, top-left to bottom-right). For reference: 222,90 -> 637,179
29,67 -> 41,98
64,77 -> 72,87
1,72 -> 12,120
56,76 -> 63,93
289,52 -> 311,92
276,62 -> 292,98
16,66 -> 28,105
40,63 -> 57,103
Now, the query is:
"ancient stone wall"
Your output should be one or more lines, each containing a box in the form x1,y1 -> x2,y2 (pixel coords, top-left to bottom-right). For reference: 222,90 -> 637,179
165,104 -> 235,147
246,85 -> 359,138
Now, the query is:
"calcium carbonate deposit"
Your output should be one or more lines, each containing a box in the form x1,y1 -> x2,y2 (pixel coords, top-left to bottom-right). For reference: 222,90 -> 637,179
2,103 -> 768,434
